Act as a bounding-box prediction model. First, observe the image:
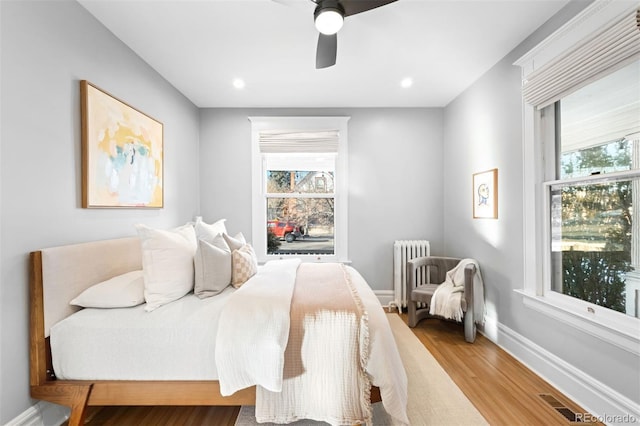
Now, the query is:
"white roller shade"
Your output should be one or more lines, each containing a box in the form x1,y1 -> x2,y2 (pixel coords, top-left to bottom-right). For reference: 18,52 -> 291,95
259,130 -> 339,153
560,59 -> 640,152
264,154 -> 336,172
522,8 -> 640,109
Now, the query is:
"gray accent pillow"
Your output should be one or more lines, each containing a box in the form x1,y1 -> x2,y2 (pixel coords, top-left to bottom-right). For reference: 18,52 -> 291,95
194,235 -> 232,299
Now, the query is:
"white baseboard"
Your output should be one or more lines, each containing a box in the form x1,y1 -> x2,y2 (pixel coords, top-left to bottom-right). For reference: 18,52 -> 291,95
482,316 -> 640,426
6,401 -> 69,426
374,290 -> 398,312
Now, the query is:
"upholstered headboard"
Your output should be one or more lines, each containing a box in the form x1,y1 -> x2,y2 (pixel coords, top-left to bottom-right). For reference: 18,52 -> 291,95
37,237 -> 141,337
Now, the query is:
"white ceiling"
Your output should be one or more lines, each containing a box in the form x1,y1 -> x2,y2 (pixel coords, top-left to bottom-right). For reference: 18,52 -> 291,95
78,0 -> 570,108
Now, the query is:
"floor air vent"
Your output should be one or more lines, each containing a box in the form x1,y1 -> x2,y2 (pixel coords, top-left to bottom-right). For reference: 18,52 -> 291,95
539,394 -> 582,422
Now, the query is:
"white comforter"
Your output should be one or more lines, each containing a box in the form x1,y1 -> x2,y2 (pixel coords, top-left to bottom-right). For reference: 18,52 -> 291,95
215,260 -> 408,426
51,286 -> 236,380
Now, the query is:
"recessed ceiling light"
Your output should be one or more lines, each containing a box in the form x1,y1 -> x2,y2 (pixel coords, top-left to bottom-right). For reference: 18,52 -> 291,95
401,78 -> 413,88
233,78 -> 245,89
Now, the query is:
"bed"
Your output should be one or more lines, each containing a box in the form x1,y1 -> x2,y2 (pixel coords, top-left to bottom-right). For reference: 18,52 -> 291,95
29,235 -> 408,426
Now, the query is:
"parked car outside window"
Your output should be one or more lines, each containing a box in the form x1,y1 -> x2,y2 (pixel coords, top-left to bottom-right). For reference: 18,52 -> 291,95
267,220 -> 304,243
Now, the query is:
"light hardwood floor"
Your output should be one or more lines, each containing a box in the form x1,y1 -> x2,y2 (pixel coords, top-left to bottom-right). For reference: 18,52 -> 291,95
401,314 -> 601,426
71,313 -> 600,425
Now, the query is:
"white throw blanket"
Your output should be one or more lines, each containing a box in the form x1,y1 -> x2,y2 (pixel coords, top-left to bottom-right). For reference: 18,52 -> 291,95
215,258 -> 301,395
429,258 -> 485,325
349,266 -> 409,426
256,263 -> 372,426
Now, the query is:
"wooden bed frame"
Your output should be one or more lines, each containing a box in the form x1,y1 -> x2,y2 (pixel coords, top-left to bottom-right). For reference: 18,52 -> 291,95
29,237 -> 380,426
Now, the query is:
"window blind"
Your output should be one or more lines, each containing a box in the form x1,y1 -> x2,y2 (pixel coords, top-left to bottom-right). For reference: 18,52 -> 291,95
560,59 -> 640,153
264,155 -> 336,172
259,130 -> 339,153
522,8 -> 640,109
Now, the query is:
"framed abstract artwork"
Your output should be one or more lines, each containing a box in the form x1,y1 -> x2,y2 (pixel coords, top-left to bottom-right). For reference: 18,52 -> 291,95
81,80 -> 163,208
472,168 -> 498,219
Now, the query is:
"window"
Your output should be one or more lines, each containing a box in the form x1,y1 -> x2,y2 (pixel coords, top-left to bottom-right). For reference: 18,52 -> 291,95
549,60 -> 640,318
265,155 -> 336,255
249,117 -> 349,263
515,2 -> 640,353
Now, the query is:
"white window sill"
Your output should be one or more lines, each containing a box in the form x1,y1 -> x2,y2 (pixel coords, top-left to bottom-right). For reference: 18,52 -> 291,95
515,289 -> 640,356
260,257 -> 352,265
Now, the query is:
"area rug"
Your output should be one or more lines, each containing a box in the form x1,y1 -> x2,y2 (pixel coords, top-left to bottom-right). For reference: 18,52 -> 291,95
235,313 -> 488,426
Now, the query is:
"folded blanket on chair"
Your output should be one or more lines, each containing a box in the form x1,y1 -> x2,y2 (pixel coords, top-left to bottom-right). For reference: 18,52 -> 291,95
429,258 -> 485,324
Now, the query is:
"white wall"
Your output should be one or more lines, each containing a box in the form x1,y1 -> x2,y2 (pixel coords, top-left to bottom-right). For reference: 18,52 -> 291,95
443,0 -> 640,415
199,108 -> 444,291
0,1 -> 200,422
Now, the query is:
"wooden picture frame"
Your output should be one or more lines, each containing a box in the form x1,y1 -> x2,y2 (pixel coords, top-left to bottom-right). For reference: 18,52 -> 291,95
81,80 -> 163,208
472,168 -> 498,219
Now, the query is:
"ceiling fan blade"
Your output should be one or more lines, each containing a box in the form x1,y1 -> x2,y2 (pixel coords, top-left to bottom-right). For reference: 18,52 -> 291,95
271,0 -> 307,6
316,33 -> 337,69
341,0 -> 397,17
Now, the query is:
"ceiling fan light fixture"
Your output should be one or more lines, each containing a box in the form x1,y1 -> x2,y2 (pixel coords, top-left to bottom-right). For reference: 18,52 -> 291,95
314,2 -> 344,35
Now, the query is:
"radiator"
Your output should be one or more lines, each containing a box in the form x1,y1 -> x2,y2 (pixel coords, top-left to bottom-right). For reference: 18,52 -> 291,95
391,240 -> 430,312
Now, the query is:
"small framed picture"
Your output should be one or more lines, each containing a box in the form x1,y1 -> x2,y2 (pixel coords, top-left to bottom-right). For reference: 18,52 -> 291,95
473,168 -> 498,219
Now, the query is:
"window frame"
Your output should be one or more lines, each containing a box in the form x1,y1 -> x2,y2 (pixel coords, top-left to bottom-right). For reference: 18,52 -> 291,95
515,1 -> 640,356
249,116 -> 350,263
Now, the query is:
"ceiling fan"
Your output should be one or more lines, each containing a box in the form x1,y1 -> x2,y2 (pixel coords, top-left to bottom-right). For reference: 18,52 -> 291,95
277,0 -> 398,69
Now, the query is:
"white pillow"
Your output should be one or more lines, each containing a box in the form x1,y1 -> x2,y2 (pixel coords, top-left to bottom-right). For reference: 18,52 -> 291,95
231,244 -> 258,288
195,217 -> 227,244
194,234 -> 232,299
136,224 -> 197,312
70,270 -> 145,308
223,232 -> 247,252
